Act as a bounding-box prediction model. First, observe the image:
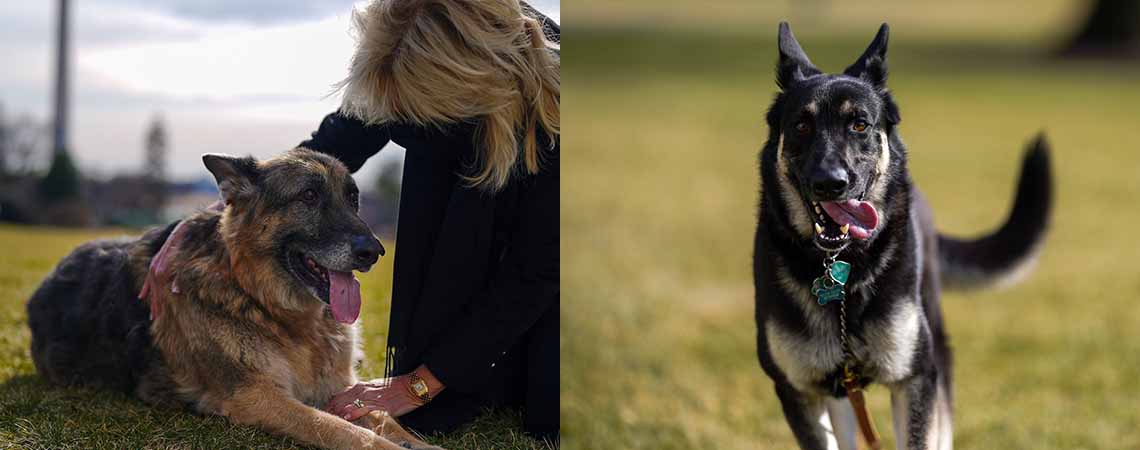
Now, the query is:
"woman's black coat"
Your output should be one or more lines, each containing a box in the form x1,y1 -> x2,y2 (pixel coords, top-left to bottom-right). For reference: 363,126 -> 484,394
299,115 -> 559,437
301,5 -> 559,438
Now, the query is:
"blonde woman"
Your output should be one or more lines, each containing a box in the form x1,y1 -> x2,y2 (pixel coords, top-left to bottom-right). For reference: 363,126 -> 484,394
141,0 -> 559,442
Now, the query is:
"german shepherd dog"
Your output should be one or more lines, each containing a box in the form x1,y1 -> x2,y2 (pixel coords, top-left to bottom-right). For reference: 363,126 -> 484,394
27,149 -> 442,450
754,23 -> 1052,449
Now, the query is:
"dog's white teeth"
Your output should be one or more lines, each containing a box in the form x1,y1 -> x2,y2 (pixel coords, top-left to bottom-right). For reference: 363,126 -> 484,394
814,223 -> 823,235
840,224 -> 850,235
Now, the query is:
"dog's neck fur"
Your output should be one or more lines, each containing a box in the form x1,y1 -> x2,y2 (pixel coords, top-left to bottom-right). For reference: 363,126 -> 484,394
163,210 -> 331,333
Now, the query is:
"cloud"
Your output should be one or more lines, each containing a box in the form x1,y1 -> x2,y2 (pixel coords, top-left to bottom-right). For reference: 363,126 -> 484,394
98,0 -> 359,25
78,14 -> 355,106
0,2 -> 202,48
0,0 -> 558,182
98,0 -> 557,25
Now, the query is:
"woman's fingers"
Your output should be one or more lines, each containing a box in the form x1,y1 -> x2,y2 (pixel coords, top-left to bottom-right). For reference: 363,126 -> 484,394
326,391 -> 357,412
336,385 -> 421,419
326,384 -> 375,413
339,395 -> 386,421
341,406 -> 369,421
327,377 -> 421,420
334,383 -> 363,397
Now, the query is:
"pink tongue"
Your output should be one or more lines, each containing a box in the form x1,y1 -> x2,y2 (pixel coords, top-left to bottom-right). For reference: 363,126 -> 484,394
328,271 -> 361,324
820,199 -> 880,240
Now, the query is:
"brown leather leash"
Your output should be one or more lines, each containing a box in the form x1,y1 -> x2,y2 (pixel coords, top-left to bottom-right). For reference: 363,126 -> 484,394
836,288 -> 883,450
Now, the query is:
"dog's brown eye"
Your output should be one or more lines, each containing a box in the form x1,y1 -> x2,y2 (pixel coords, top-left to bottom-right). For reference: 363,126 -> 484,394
301,189 -> 319,205
851,120 -> 869,133
795,122 -> 811,135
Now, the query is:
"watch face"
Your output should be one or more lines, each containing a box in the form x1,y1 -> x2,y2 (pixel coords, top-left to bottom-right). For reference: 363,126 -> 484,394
413,380 -> 429,396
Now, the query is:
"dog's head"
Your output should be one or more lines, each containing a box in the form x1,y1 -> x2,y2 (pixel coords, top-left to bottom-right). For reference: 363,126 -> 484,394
202,148 -> 382,324
767,22 -> 900,252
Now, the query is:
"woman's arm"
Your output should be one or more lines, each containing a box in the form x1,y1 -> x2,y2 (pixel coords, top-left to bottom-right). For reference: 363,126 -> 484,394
421,153 -> 560,393
300,111 -> 392,173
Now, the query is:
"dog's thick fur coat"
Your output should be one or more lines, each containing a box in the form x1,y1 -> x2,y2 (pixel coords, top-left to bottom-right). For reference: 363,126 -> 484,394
28,149 -> 439,450
753,23 -> 1052,450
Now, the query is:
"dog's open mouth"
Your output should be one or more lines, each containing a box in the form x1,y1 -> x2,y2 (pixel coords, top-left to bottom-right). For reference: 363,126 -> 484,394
809,199 -> 880,251
287,251 -> 361,324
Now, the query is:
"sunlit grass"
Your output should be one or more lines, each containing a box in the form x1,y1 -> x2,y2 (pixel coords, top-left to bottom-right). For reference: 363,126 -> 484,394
562,25 -> 1140,450
0,224 -> 547,449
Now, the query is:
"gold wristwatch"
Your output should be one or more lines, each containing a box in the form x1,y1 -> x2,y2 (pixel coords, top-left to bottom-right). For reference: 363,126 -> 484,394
408,370 -> 432,403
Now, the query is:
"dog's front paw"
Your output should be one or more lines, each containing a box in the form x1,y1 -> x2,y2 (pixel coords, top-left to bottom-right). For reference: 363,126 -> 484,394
360,411 -> 445,450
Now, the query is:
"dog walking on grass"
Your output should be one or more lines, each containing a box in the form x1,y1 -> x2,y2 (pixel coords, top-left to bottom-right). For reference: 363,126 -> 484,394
753,22 -> 1052,450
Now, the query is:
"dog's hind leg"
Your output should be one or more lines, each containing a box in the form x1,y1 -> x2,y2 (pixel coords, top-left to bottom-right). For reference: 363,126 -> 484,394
889,369 -> 951,450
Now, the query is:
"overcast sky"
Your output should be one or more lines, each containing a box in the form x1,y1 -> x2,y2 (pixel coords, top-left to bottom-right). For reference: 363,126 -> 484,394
0,0 -> 559,184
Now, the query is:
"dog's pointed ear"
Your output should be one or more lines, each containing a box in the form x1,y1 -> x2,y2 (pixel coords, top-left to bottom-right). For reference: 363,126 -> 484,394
843,23 -> 890,88
202,153 -> 259,204
776,22 -> 821,90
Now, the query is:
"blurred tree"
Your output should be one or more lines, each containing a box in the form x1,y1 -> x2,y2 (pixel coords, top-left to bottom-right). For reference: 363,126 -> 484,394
1064,0 -> 1140,57
144,115 -> 167,182
3,115 -> 49,175
375,157 -> 403,211
38,151 -> 80,201
0,103 -> 7,176
143,115 -> 168,211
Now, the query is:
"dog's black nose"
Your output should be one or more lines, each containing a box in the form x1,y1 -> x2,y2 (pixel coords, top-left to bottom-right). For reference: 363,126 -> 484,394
351,235 -> 383,266
810,168 -> 849,199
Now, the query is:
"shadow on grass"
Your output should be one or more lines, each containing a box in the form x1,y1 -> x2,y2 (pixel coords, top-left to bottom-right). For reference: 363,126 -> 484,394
0,374 -> 554,449
0,373 -> 299,448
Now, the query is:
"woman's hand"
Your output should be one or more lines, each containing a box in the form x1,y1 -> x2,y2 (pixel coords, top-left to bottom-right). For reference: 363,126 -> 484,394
327,365 -> 445,421
138,200 -> 224,319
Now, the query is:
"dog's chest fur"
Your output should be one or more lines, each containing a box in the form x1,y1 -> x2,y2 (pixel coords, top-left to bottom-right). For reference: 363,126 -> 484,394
760,203 -> 929,396
276,317 -> 362,406
149,298 -> 362,413
764,278 -> 922,395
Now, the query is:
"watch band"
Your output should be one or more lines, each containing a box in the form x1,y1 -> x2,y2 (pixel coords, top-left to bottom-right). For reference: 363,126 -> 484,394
407,370 -> 432,403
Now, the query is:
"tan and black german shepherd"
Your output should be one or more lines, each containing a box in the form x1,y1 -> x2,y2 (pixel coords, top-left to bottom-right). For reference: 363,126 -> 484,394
27,149 -> 442,450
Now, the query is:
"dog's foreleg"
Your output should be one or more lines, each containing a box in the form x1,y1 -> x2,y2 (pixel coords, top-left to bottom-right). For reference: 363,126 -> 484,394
889,369 -> 949,450
358,411 -> 445,450
221,381 -> 411,450
824,397 -> 858,450
775,382 -> 838,450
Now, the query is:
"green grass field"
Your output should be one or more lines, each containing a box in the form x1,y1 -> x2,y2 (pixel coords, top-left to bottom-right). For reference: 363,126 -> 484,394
0,225 -> 548,449
561,3 -> 1140,449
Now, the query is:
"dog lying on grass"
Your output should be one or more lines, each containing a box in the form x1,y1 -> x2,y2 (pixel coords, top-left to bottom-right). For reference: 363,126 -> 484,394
27,149 -> 441,450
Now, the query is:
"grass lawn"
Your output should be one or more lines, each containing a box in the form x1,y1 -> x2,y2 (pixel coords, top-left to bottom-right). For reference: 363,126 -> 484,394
0,225 -> 549,449
560,7 -> 1140,450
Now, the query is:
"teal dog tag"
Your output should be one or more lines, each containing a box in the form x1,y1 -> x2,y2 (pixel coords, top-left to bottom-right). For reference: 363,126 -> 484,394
814,283 -> 845,305
829,261 -> 851,285
812,260 -> 851,306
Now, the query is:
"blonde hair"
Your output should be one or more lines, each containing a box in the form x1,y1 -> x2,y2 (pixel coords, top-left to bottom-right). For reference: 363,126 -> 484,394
337,0 -> 560,191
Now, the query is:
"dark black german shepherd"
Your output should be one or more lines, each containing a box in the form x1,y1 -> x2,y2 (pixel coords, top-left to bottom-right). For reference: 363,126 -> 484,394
753,23 -> 1052,449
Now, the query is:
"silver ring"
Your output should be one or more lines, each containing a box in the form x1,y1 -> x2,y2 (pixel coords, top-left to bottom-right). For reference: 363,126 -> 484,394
353,398 -> 364,408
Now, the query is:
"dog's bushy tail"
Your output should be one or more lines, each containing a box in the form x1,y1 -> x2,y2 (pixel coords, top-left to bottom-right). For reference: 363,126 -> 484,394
938,133 -> 1053,291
